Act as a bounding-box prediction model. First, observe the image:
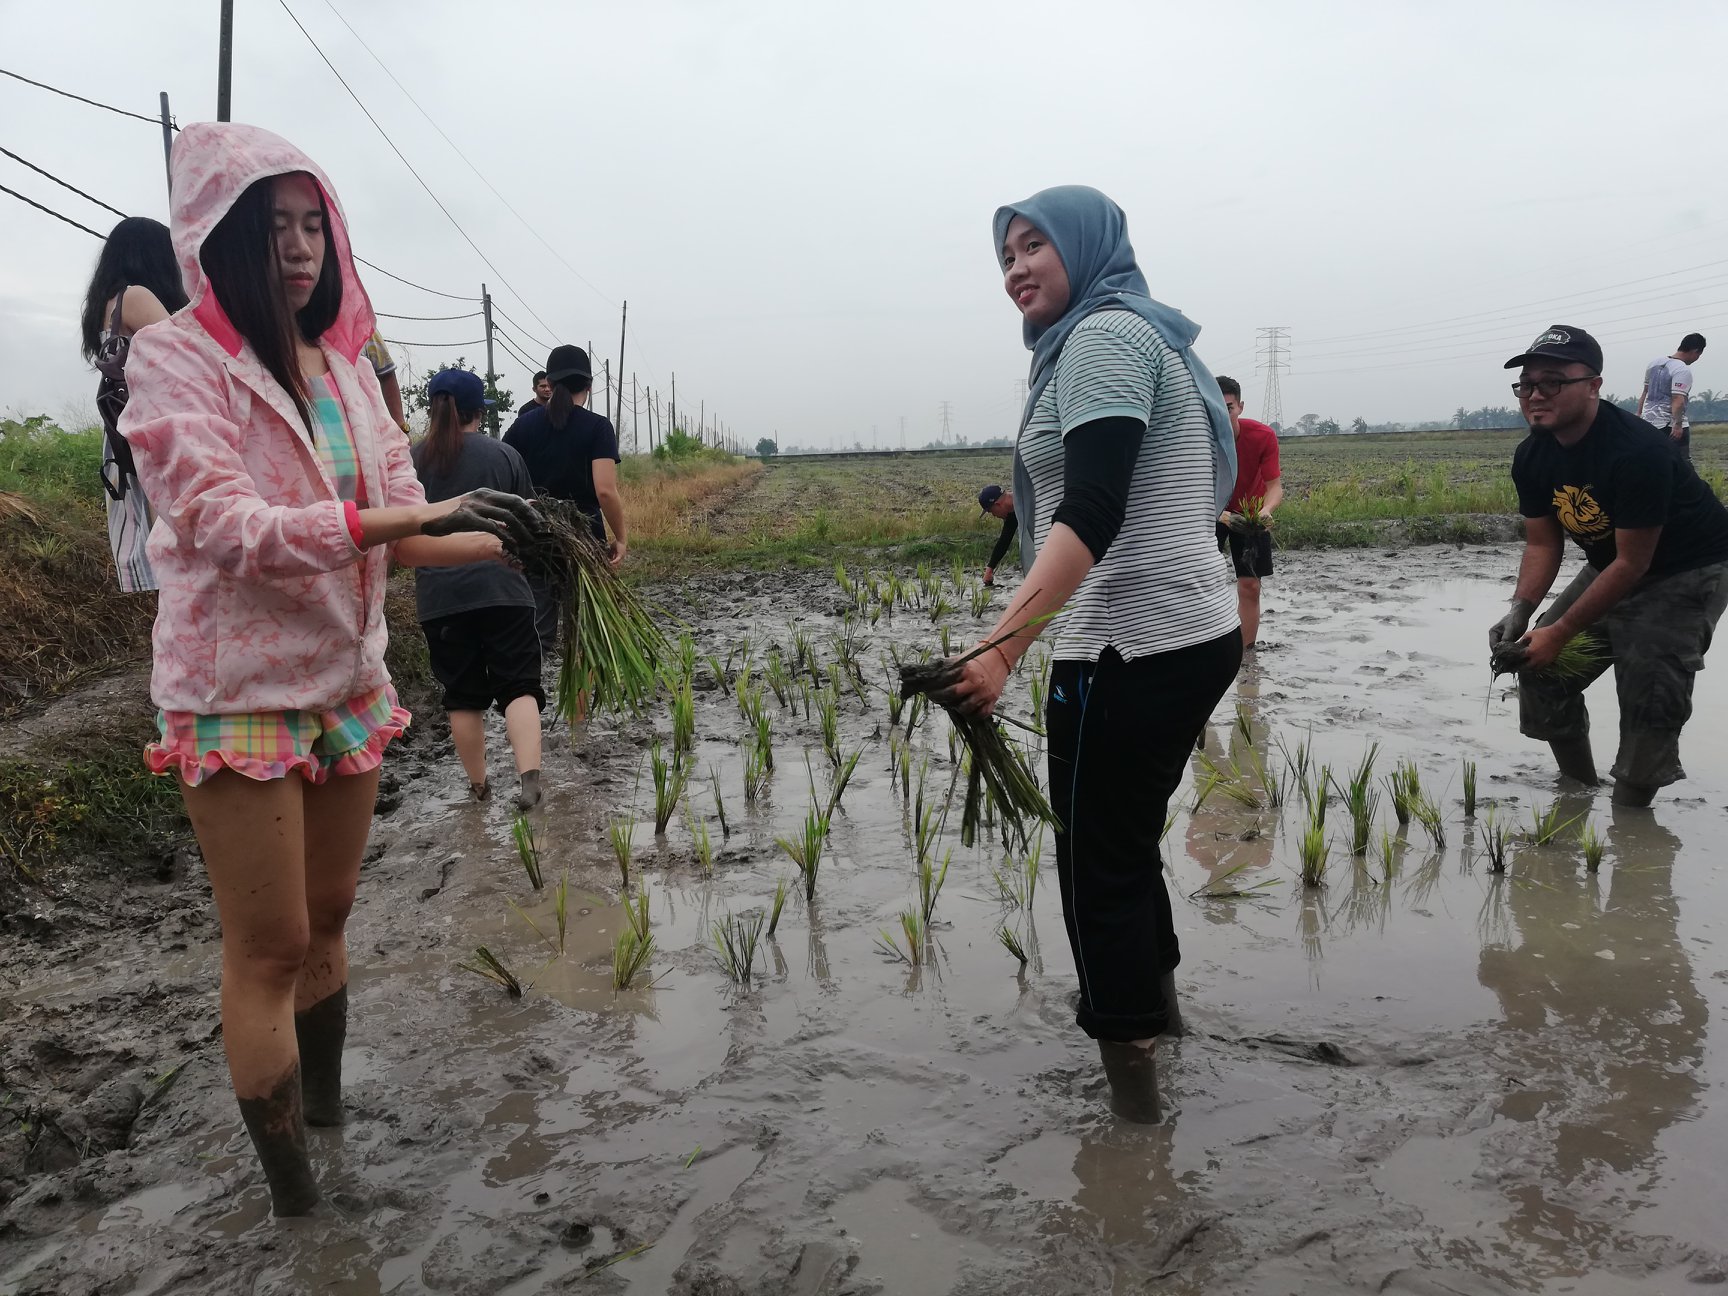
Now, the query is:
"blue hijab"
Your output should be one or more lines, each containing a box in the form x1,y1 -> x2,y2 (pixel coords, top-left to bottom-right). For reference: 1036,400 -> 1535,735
994,185 -> 1236,567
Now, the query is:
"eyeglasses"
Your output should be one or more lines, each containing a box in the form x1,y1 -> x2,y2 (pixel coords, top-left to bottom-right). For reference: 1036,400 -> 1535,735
1511,376 -> 1594,399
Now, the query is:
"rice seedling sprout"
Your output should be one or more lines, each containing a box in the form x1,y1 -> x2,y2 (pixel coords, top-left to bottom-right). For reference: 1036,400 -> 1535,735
777,802 -> 832,901
611,926 -> 653,991
768,876 -> 789,936
1580,819 -> 1605,872
512,814 -> 544,891
1462,758 -> 1478,818
608,814 -> 635,888
459,947 -> 523,997
713,909 -> 766,986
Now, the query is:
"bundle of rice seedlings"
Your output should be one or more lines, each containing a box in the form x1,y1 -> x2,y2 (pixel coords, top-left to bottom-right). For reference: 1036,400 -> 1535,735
913,800 -> 944,870
1493,628 -> 1610,681
625,884 -> 650,942
1528,800 -> 1581,846
834,560 -> 852,599
675,633 -> 698,683
1377,826 -> 1400,880
898,652 -> 1054,852
1332,744 -> 1379,856
998,925 -> 1029,968
611,926 -> 653,991
608,815 -> 635,888
918,849 -> 950,926
929,593 -> 954,623
459,946 -> 523,998
788,625 -> 814,679
743,742 -> 771,805
886,687 -> 906,727
764,649 -> 791,710
754,712 -> 774,773
1461,759 -> 1478,818
514,501 -> 668,719
1188,859 -> 1281,901
1480,806 -> 1511,872
1579,819 -> 1605,872
709,765 -> 729,839
1299,810 -> 1330,889
767,877 -> 789,937
706,651 -> 730,697
876,909 -> 928,966
1233,493 -> 1273,548
968,583 -> 993,617
1234,703 -> 1256,749
1385,761 -> 1422,826
713,910 -> 765,986
1413,794 -> 1446,851
513,814 -> 545,890
1197,750 -> 1263,810
670,677 -> 696,756
817,689 -> 841,766
650,741 -> 688,835
553,871 -> 569,954
777,802 -> 832,901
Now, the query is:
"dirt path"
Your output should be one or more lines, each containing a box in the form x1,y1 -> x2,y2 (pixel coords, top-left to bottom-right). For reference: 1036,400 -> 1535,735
4,547 -> 1727,1294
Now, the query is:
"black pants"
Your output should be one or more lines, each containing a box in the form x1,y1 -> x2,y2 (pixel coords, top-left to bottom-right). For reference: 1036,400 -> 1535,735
1047,632 -> 1243,1041
422,606 -> 547,714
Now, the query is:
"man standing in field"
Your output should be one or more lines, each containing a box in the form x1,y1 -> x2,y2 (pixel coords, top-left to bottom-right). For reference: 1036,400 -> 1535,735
1637,333 -> 1706,459
978,484 -> 1018,586
1489,325 -> 1728,806
1214,377 -> 1282,648
517,370 -> 552,417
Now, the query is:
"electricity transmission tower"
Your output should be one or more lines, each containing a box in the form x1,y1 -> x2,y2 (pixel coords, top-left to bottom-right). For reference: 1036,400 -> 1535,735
1256,327 -> 1289,429
938,400 -> 953,444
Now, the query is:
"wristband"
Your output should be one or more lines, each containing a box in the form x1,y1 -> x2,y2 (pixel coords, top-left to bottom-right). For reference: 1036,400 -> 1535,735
343,500 -> 366,549
990,643 -> 1014,675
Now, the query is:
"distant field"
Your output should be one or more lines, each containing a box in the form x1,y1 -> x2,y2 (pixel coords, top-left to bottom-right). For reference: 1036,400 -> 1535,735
636,424 -> 1728,566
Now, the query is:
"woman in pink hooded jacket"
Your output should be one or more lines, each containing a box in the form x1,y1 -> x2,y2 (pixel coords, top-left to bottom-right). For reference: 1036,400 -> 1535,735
121,122 -> 541,1216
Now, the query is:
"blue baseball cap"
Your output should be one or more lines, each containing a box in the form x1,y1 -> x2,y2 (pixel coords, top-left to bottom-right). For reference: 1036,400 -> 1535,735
428,367 -> 494,413
978,484 -> 1005,513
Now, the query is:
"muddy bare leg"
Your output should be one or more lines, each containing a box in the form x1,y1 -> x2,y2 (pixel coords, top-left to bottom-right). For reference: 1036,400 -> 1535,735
295,984 -> 347,1127
237,1062 -> 320,1216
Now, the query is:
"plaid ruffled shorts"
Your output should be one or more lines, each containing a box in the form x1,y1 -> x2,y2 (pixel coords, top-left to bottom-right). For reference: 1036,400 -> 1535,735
146,682 -> 411,787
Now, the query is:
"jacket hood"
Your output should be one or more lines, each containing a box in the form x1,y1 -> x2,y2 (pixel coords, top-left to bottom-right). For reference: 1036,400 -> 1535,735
170,121 -> 376,365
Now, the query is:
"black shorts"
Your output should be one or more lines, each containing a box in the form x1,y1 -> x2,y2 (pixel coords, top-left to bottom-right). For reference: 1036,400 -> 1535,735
421,606 -> 546,714
1216,523 -> 1273,579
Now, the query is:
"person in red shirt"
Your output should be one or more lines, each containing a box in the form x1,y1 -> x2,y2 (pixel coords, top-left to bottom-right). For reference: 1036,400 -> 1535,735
1214,377 -> 1283,648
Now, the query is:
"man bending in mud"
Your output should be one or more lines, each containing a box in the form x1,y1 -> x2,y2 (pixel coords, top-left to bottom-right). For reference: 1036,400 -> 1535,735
977,484 -> 1017,586
1489,325 -> 1728,806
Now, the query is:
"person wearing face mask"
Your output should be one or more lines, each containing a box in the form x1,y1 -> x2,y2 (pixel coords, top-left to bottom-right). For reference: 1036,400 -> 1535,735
938,185 -> 1242,1124
1489,324 -> 1728,807
120,122 -> 544,1217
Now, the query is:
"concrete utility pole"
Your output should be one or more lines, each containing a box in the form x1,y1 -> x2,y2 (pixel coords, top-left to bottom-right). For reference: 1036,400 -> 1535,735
1256,327 -> 1290,429
216,0 -> 234,121
481,285 -> 499,436
615,301 -> 628,437
159,93 -> 174,196
899,414 -> 906,450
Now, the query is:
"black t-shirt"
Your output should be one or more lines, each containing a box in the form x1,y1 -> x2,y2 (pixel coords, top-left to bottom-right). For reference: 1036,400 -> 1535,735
411,433 -> 536,621
1512,400 -> 1728,577
501,404 -> 620,535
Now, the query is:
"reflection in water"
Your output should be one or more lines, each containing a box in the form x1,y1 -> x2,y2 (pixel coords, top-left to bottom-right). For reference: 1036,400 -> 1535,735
1476,808 -> 1707,1275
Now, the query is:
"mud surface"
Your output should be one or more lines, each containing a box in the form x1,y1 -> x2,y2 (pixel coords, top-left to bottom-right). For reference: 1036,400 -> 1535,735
5,544 -> 1728,1294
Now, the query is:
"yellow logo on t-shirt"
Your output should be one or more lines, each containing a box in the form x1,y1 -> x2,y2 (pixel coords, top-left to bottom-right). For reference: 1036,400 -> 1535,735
1552,484 -> 1611,539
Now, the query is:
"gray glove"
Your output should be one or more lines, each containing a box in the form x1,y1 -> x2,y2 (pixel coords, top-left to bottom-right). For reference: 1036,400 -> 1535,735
1488,598 -> 1536,670
421,488 -> 546,552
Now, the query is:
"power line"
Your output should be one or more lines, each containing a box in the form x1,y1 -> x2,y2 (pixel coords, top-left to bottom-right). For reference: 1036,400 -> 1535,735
0,183 -> 103,238
0,146 -> 128,219
319,0 -> 618,311
381,335 -> 486,348
374,308 -> 481,322
491,303 -> 553,352
492,320 -> 546,368
276,0 -> 561,339
352,254 -> 478,302
0,66 -> 172,129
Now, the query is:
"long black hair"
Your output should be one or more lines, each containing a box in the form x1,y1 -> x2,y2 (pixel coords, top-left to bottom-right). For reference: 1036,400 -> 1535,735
547,375 -> 594,432
414,392 -> 479,478
199,173 -> 342,431
80,216 -> 188,360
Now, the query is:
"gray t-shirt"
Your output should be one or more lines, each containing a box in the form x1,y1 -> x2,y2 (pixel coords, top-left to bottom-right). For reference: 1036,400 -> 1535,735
1641,356 -> 1694,429
412,433 -> 537,622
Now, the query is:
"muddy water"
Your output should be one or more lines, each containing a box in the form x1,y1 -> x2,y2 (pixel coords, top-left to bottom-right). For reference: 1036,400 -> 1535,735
6,544 -> 1728,1295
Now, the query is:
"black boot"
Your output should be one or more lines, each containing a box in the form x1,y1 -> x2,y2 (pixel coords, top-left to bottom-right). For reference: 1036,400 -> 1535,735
1611,779 -> 1656,808
1158,970 -> 1186,1039
1549,738 -> 1599,786
1098,1041 -> 1162,1124
295,984 -> 347,1128
237,1063 -> 321,1216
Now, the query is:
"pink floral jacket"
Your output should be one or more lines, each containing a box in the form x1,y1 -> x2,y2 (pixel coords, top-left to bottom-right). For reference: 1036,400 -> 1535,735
121,122 -> 425,714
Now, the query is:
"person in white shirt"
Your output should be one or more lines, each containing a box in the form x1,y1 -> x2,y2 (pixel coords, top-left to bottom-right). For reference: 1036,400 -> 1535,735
1638,333 -> 1705,459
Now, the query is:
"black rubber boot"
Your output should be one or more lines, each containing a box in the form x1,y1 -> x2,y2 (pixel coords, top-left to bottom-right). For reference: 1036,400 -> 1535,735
295,984 -> 347,1128
1098,1041 -> 1162,1124
1611,779 -> 1657,808
1158,970 -> 1186,1039
237,1063 -> 321,1216
1549,738 -> 1599,786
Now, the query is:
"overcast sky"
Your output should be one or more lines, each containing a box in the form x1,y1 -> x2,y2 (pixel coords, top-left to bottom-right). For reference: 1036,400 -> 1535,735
3,1 -> 1725,448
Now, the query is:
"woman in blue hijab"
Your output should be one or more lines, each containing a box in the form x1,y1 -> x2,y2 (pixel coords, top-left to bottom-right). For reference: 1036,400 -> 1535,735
944,185 -> 1243,1123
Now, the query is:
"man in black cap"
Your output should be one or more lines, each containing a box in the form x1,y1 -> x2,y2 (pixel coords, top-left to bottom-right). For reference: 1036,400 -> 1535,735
977,484 -> 1017,587
1490,324 -> 1728,806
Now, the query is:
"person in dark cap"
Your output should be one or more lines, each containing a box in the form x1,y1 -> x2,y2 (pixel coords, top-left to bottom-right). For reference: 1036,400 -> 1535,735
977,484 -> 1017,586
503,345 -> 628,646
1490,324 -> 1728,806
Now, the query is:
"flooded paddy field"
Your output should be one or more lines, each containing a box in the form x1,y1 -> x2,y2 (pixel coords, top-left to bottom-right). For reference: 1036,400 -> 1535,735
4,543 -> 1728,1295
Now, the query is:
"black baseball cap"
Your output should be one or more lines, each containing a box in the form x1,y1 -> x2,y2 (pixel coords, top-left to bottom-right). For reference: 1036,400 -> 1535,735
545,345 -> 592,385
1503,325 -> 1603,375
978,484 -> 1004,513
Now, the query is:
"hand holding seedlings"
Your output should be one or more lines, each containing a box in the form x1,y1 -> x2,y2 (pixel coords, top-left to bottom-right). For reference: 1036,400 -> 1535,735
420,487 -> 547,551
924,641 -> 1013,718
1487,598 -> 1536,659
